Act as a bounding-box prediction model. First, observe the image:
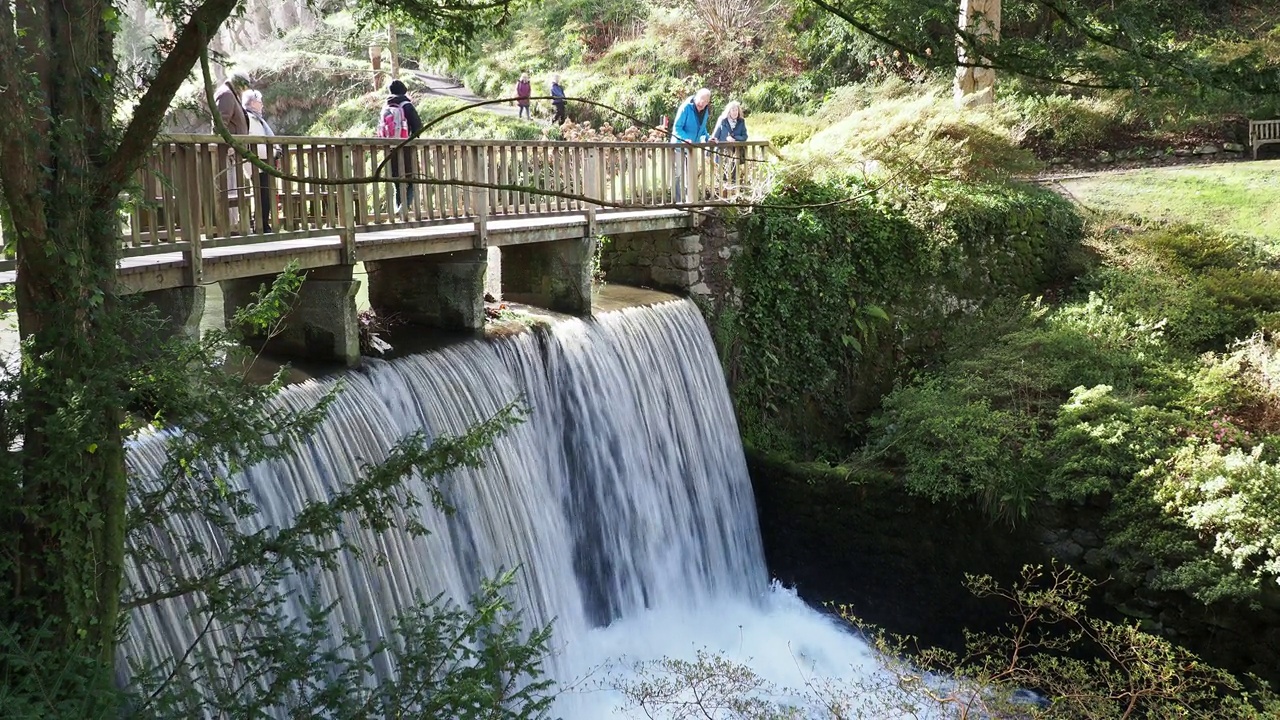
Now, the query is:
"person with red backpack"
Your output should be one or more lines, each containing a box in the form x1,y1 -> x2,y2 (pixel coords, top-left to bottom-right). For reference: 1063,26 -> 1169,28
379,79 -> 424,213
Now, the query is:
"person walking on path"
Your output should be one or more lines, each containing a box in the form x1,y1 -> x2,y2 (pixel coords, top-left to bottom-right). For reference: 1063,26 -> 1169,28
382,79 -> 425,213
550,74 -> 567,125
516,72 -> 532,120
671,88 -> 716,201
242,89 -> 278,233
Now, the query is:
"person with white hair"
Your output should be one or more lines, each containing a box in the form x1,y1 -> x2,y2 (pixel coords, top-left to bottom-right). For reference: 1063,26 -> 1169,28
712,100 -> 748,143
670,88 -> 716,201
712,100 -> 748,185
241,89 -> 277,233
672,88 -> 714,144
550,74 -> 567,125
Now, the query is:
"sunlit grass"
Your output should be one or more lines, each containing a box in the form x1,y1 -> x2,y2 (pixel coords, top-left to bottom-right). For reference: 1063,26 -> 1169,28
1058,161 -> 1280,241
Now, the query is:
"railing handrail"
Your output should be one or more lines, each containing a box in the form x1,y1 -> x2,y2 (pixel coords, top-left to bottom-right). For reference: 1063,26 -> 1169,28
158,134 -> 773,150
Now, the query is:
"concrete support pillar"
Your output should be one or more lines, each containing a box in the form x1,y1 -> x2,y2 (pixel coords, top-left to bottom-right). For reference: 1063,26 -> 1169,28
221,266 -> 361,367
484,246 -> 502,300
140,285 -> 206,343
366,250 -> 487,331
501,237 -> 596,315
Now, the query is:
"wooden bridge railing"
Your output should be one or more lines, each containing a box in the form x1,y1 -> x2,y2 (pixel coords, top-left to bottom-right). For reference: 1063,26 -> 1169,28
109,136 -> 772,278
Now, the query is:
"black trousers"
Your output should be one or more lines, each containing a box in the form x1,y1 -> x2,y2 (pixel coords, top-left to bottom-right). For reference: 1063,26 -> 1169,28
390,151 -> 416,207
553,103 -> 566,125
256,170 -> 273,232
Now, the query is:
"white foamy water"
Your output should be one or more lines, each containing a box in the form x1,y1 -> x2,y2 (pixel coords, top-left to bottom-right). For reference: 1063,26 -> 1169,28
120,299 -> 893,717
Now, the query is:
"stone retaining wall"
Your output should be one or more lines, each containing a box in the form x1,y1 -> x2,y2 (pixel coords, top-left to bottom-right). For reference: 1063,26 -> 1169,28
599,213 -> 743,306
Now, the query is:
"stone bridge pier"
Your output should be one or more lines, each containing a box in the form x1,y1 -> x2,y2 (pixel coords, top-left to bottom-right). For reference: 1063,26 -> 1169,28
220,266 -> 361,367
500,238 -> 597,315
366,250 -> 489,333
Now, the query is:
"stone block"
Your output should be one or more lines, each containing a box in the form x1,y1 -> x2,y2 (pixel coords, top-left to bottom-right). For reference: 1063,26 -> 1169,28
673,235 -> 703,254
222,268 -> 361,367
672,253 -> 701,271
650,267 -> 699,289
141,285 -> 206,342
501,238 -> 594,315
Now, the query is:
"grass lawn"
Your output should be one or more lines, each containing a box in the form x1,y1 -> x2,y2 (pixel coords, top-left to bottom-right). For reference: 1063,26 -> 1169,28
1056,161 -> 1280,240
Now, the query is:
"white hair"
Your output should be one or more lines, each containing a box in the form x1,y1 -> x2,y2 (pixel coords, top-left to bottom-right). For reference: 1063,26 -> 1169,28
241,89 -> 263,106
716,100 -> 743,127
695,88 -> 712,103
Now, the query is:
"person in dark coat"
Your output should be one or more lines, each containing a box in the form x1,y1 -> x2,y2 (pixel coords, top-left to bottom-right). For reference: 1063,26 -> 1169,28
212,72 -> 252,225
385,79 -> 424,212
712,100 -> 748,184
213,71 -> 251,135
550,74 -> 567,125
516,72 -> 532,120
712,100 -> 748,143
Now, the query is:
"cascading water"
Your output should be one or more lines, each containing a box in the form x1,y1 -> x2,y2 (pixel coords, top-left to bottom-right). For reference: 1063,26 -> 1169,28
122,299 -> 889,717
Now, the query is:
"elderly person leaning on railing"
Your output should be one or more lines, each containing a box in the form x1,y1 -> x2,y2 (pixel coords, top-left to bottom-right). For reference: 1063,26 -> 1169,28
241,89 -> 278,234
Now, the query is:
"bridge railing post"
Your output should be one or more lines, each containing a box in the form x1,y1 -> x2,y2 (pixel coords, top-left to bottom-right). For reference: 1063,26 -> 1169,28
468,145 -> 488,249
684,144 -> 700,205
583,147 -> 602,208
331,145 -> 357,265
175,143 -> 203,285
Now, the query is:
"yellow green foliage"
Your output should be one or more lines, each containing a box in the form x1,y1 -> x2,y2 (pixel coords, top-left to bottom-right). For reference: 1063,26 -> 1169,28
790,84 -> 1041,184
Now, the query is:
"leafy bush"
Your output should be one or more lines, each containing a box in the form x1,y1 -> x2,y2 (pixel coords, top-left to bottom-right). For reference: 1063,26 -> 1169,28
1005,93 -> 1142,155
746,112 -> 821,147
1088,225 -> 1280,350
1155,443 -> 1280,582
795,85 -> 1041,184
725,176 -> 1084,458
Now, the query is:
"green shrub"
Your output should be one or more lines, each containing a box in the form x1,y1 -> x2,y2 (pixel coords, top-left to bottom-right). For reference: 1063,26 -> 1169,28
1136,226 -> 1248,271
747,112 -> 821,147
796,85 -> 1041,184
1006,93 -> 1141,154
742,78 -> 809,114
903,181 -> 1084,298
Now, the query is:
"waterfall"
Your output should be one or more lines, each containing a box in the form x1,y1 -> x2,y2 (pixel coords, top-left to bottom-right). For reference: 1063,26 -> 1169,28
121,299 -> 887,717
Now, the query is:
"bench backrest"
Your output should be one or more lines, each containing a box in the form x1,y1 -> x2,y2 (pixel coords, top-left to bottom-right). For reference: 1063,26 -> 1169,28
1249,119 -> 1280,143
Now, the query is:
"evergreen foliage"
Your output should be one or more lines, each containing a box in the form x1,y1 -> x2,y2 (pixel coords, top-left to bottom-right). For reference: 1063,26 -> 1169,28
722,175 -> 1081,457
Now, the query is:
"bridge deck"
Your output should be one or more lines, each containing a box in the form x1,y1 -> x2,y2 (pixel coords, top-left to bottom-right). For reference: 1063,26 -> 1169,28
0,208 -> 689,293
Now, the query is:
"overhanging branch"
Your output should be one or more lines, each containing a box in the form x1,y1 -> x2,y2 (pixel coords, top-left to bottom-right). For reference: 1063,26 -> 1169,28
97,0 -> 242,198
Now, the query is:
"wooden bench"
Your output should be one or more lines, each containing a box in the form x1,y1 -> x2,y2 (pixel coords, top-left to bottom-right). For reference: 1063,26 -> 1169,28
1249,120 -> 1280,159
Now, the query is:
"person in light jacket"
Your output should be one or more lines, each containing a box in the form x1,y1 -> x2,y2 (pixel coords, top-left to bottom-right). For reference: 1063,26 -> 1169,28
212,72 -> 252,225
242,89 -> 277,233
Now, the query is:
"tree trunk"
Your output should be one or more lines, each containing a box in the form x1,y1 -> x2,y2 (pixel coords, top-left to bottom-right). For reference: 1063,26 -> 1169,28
276,0 -> 301,32
251,0 -> 274,42
0,0 -> 129,674
388,23 -> 401,81
954,0 -> 1001,106
0,0 -> 243,694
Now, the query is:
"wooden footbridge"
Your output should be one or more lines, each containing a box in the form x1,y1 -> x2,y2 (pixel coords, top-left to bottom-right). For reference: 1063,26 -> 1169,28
0,135 -> 771,365
0,135 -> 771,293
